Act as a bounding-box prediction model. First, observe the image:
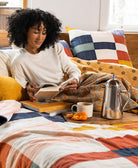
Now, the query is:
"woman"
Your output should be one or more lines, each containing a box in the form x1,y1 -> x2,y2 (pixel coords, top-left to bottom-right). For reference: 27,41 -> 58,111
7,8 -> 81,101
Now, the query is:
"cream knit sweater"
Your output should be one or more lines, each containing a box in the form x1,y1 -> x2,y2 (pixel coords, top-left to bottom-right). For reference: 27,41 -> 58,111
11,43 -> 81,88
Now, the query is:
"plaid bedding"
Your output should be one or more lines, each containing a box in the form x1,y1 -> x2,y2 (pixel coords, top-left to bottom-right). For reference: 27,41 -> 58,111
0,100 -> 138,168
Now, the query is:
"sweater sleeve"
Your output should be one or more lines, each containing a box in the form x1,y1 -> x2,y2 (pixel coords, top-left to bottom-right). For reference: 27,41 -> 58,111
11,59 -> 28,88
56,43 -> 81,82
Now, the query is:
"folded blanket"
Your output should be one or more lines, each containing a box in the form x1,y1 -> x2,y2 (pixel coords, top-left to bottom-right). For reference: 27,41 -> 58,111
0,100 -> 21,125
55,72 -> 138,113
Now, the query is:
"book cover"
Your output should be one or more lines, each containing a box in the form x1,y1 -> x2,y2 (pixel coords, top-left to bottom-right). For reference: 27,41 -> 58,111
20,100 -> 72,113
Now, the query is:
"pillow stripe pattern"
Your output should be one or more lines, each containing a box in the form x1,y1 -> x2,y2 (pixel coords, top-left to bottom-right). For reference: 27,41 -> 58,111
67,28 -> 132,67
59,40 -> 73,57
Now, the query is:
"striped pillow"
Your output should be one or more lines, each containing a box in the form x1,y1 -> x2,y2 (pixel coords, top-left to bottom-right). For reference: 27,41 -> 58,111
59,40 -> 73,57
66,27 -> 133,67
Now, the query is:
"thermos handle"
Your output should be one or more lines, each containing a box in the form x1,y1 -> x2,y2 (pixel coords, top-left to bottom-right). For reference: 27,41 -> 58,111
121,89 -> 131,112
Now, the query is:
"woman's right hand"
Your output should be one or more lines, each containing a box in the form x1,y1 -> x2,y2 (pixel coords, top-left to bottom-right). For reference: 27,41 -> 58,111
26,82 -> 39,101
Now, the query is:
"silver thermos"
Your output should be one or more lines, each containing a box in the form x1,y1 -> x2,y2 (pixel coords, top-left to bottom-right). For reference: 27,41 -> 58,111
102,74 -> 130,119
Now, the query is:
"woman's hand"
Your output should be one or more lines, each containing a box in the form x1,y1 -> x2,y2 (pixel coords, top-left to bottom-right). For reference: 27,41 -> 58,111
61,78 -> 78,91
26,82 -> 39,101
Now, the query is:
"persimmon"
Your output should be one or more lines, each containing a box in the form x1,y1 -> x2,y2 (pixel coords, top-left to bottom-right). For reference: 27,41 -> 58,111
72,112 -> 88,121
66,113 -> 73,118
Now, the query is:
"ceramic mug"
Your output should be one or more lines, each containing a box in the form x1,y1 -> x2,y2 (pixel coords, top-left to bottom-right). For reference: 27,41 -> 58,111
71,102 -> 93,118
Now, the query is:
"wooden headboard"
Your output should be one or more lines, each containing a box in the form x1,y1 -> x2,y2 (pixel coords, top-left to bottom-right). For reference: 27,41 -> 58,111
0,31 -> 138,69
124,34 -> 138,69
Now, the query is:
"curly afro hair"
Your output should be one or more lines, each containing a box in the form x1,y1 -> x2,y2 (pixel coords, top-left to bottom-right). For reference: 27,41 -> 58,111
7,8 -> 62,50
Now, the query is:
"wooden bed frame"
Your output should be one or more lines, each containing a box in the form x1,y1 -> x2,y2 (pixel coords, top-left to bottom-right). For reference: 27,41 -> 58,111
0,31 -> 138,69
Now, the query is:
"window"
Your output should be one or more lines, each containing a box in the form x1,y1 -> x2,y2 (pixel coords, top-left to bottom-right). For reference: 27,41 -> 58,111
109,0 -> 138,31
100,0 -> 138,32
0,0 -> 27,31
0,0 -> 27,9
4,0 -> 23,8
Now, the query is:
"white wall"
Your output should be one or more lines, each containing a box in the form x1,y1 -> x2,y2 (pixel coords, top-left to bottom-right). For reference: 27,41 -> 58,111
28,0 -> 100,32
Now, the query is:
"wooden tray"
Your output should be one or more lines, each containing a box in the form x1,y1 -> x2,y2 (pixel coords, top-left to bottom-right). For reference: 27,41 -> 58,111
63,112 -> 138,125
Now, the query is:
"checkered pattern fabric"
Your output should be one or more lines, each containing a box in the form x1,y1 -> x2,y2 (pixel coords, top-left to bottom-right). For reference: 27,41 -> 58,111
66,28 -> 133,67
0,102 -> 138,168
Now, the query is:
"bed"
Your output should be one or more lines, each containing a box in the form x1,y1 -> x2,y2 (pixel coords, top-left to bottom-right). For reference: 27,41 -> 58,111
0,30 -> 138,168
0,100 -> 138,168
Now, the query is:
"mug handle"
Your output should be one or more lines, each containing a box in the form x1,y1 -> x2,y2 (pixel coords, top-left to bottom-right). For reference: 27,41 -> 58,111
71,104 -> 77,113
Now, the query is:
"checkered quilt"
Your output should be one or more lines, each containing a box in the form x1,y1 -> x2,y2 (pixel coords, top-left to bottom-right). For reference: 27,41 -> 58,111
0,100 -> 138,168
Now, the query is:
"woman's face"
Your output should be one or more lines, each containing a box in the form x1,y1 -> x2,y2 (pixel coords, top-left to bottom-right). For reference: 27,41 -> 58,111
25,22 -> 46,53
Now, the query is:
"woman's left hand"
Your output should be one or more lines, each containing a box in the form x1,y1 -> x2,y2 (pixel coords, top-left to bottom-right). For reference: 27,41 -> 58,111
26,82 -> 39,101
61,78 -> 78,91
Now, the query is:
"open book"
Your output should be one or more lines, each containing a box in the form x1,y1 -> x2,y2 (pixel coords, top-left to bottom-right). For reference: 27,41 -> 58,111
35,78 -> 74,101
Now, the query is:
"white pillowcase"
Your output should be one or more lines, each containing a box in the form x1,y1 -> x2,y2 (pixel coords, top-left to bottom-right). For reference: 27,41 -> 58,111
0,51 -> 9,76
0,49 -> 20,76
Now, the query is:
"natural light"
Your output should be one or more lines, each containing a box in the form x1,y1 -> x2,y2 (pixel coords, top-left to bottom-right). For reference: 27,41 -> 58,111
2,0 -> 23,8
109,0 -> 138,31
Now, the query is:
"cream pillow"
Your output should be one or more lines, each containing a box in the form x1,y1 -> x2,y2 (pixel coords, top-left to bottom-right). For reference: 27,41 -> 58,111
0,49 -> 20,76
0,51 -> 9,76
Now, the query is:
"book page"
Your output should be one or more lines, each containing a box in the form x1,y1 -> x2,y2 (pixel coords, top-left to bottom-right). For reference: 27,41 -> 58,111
59,77 -> 74,88
35,90 -> 59,100
39,83 -> 58,88
39,86 -> 59,92
35,78 -> 74,100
